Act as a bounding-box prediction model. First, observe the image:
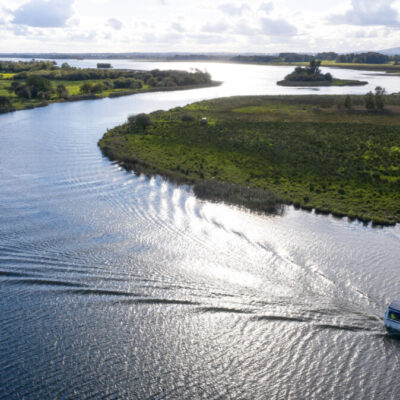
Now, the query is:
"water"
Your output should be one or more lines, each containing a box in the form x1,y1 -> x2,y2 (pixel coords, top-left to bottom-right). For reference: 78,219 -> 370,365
0,61 -> 399,399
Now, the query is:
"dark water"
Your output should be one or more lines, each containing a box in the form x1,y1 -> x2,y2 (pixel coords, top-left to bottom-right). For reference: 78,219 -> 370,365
1,62 -> 400,399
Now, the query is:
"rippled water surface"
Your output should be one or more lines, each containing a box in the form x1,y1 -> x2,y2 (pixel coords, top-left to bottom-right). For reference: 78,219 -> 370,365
1,61 -> 400,399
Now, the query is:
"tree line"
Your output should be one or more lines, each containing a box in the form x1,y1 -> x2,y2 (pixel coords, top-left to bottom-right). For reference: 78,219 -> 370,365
231,52 -> 400,64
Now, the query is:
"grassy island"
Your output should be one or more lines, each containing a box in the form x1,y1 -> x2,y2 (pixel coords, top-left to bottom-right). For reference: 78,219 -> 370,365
99,95 -> 400,226
0,60 -> 218,114
277,59 -> 368,87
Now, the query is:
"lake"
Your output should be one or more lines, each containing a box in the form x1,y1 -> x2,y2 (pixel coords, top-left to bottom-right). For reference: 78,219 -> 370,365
0,60 -> 399,399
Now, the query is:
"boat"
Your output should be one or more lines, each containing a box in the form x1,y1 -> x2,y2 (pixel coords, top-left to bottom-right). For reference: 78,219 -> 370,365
384,301 -> 400,336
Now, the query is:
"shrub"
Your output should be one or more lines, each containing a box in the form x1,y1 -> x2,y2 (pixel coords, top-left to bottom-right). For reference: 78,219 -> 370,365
344,95 -> 352,110
375,86 -> 386,110
80,82 -> 92,94
364,91 -> 375,110
90,83 -> 105,94
56,84 -> 69,99
181,114 -> 195,122
128,113 -> 152,130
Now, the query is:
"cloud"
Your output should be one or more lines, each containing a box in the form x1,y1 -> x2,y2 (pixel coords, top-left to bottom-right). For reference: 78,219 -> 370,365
202,21 -> 229,33
69,30 -> 97,42
233,19 -> 258,36
218,3 -> 250,17
12,0 -> 74,28
328,0 -> 400,27
260,17 -> 297,36
259,2 -> 274,14
189,33 -> 231,44
171,22 -> 185,32
107,17 -> 123,30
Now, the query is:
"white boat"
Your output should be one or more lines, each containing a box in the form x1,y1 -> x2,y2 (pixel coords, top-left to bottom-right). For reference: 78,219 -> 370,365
384,301 -> 400,336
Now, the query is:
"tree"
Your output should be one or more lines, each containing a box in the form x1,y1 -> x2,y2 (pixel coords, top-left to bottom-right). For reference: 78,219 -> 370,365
309,58 -> 322,75
374,86 -> 386,110
80,82 -> 92,94
344,95 -> 352,110
56,84 -> 69,99
90,83 -> 105,94
128,113 -> 152,130
15,85 -> 32,99
364,91 -> 375,110
0,96 -> 12,111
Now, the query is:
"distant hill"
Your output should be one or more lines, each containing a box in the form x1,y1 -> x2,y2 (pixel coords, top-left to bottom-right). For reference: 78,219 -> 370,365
379,47 -> 400,56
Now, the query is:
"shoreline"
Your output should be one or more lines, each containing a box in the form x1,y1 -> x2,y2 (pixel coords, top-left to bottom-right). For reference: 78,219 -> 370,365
100,145 -> 396,228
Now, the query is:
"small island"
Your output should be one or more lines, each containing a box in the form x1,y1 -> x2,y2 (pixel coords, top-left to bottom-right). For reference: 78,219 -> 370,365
99,94 -> 400,226
277,59 -> 368,87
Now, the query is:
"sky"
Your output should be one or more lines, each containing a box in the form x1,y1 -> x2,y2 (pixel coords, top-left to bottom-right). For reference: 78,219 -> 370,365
0,0 -> 399,53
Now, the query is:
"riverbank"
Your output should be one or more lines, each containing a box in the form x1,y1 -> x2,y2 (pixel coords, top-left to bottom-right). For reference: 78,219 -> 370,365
277,79 -> 368,87
99,95 -> 400,226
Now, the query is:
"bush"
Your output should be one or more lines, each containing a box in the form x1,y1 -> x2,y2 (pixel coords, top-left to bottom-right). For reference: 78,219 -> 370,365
375,86 -> 386,110
90,83 -> 105,94
364,91 -> 375,110
181,114 -> 195,122
344,95 -> 352,110
56,84 -> 69,99
80,82 -> 92,94
128,113 -> 152,130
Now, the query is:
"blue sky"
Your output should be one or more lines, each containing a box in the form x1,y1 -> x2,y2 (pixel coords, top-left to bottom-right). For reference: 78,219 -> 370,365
0,0 -> 399,53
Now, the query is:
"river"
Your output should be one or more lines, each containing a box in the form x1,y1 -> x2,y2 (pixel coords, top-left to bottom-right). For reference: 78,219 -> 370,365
0,60 -> 399,399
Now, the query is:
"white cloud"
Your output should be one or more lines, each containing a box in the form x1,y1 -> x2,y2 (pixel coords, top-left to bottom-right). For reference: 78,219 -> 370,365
12,0 -> 74,28
233,19 -> 258,36
69,30 -> 97,42
218,3 -> 250,16
261,17 -> 297,36
171,22 -> 185,32
259,2 -> 274,14
107,17 -> 123,30
202,21 -> 229,33
328,0 -> 400,27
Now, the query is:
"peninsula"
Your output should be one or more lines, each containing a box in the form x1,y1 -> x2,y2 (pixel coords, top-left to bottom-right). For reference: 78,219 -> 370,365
0,60 -> 218,114
99,94 -> 400,226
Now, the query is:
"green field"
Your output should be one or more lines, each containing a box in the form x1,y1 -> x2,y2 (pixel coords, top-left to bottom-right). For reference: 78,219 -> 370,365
99,95 -> 400,225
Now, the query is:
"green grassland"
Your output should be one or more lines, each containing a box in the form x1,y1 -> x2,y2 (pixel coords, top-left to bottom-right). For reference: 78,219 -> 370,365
99,95 -> 400,226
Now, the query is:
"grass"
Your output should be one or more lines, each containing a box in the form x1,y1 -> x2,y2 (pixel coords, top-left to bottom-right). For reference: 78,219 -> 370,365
99,95 -> 400,226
